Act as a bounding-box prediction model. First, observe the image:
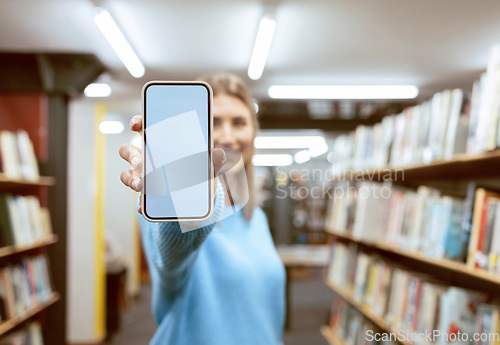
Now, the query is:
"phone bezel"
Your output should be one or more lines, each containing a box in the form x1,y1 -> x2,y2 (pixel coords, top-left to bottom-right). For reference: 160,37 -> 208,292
141,81 -> 214,222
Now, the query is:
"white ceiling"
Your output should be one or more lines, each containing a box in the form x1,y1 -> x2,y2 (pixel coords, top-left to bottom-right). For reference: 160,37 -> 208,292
1,0 -> 500,101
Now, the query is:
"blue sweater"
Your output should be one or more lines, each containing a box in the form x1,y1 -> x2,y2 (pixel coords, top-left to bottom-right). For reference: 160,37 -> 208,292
137,184 -> 286,345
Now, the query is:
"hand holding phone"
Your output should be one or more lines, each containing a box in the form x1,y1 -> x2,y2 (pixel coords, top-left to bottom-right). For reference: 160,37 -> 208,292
119,113 -> 226,218
120,81 -> 231,223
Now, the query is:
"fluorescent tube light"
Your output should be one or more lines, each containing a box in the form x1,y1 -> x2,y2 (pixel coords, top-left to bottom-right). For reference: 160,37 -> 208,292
268,85 -> 419,100
99,120 -> 124,134
252,154 -> 293,166
254,136 -> 326,150
309,140 -> 328,157
248,15 -> 276,80
255,135 -> 329,160
84,83 -> 112,97
94,7 -> 145,78
294,150 -> 311,164
327,152 -> 335,163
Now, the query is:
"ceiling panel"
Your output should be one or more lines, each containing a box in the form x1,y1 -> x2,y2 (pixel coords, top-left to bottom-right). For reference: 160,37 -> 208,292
1,0 -> 500,101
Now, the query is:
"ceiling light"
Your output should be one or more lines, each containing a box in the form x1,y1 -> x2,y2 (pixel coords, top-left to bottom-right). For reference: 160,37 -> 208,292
254,136 -> 326,149
99,120 -> 124,134
94,7 -> 145,78
248,15 -> 276,80
268,85 -> 419,99
309,140 -> 328,157
294,150 -> 311,164
327,152 -> 335,163
252,154 -> 293,167
84,83 -> 112,97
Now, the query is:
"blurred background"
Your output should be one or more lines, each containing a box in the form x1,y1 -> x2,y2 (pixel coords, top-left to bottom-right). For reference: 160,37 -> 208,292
2,1 -> 500,344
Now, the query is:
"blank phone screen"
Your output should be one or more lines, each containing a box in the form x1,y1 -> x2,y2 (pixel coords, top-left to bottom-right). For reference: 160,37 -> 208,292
143,83 -> 211,220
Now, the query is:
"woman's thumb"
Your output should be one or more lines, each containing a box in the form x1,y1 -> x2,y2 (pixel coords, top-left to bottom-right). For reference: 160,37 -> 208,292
213,148 -> 226,176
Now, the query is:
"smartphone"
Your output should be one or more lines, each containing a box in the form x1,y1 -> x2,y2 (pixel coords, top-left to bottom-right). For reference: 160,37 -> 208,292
141,81 -> 213,222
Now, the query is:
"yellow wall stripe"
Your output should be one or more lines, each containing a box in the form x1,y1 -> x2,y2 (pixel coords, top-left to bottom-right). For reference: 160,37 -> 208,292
94,103 -> 106,339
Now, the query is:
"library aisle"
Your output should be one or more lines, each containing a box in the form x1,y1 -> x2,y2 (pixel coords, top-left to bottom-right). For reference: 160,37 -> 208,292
3,1 -> 500,345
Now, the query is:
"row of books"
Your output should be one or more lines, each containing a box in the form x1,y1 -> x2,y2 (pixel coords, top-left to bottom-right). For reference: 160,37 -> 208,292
468,46 -> 500,155
325,181 -> 500,273
330,88 -> 470,173
0,321 -> 44,345
0,195 -> 53,248
327,242 -> 500,345
329,295 -> 396,345
0,255 -> 53,322
0,130 -> 39,180
328,288 -> 500,345
329,295 -> 392,345
329,47 -> 500,173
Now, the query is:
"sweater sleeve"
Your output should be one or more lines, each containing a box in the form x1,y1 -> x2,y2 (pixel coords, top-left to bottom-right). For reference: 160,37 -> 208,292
137,180 -> 225,296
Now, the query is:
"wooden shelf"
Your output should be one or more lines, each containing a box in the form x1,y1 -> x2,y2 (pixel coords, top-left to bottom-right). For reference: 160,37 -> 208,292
0,235 -> 58,259
320,326 -> 347,345
0,292 -> 60,336
325,229 -> 500,287
324,280 -> 412,345
325,150 -> 500,345
331,150 -> 500,181
324,280 -> 389,335
0,174 -> 56,187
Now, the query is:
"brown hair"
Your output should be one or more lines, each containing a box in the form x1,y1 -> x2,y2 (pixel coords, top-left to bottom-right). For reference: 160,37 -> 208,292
196,72 -> 258,221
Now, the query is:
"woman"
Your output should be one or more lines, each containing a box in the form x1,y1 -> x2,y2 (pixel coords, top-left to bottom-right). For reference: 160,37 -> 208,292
119,73 -> 286,345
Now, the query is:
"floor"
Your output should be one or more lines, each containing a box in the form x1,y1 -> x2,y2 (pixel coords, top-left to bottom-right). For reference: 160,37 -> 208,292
283,268 -> 333,345
108,268 -> 333,345
106,283 -> 157,345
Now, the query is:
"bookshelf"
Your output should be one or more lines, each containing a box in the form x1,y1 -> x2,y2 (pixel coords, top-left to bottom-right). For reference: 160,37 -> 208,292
323,165 -> 500,338
0,52 -> 104,344
0,292 -> 60,336
323,148 -> 500,344
331,149 -> 500,182
0,235 -> 58,259
325,229 -> 500,288
321,325 -> 348,345
321,64 -> 500,344
324,280 -> 413,345
0,174 -> 57,188
0,127 -> 60,341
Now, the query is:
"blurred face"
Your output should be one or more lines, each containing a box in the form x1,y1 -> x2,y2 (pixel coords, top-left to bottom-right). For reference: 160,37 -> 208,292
213,93 -> 255,169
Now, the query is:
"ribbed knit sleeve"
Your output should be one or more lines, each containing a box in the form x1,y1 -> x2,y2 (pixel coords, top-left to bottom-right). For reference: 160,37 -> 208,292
138,180 -> 225,296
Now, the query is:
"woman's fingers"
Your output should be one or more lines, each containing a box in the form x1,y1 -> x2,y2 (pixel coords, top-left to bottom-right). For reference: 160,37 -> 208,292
118,115 -> 144,198
129,115 -> 143,135
119,143 -> 143,172
213,148 -> 226,176
120,169 -> 143,192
